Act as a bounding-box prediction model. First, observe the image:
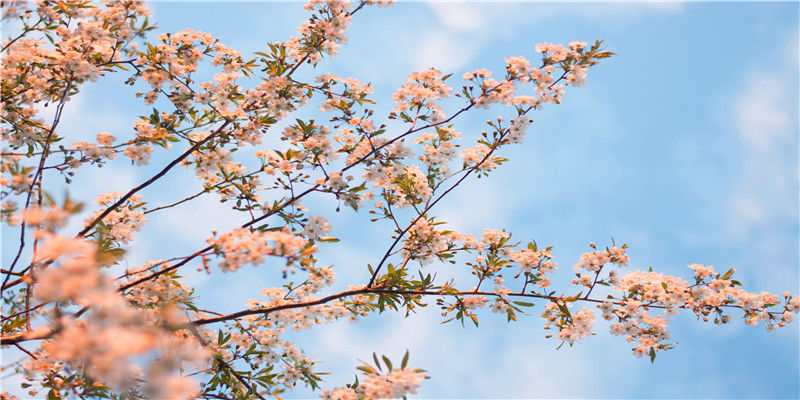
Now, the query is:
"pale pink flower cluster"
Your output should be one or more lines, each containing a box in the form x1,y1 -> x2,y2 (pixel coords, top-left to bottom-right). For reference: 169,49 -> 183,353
534,42 -> 570,62
542,303 -> 596,345
35,310 -> 208,398
688,262 -> 715,279
1,156 -> 34,194
84,191 -> 147,244
480,228 -> 510,248
303,214 -> 333,240
286,0 -> 356,62
414,126 -> 461,170
306,266 -> 336,290
573,245 -> 629,272
510,246 -> 557,289
462,295 -> 489,310
242,296 -> 347,344
395,165 -> 432,208
227,315 -> 330,382
257,148 -> 296,175
403,217 -> 450,264
25,233 -> 207,398
243,75 -> 308,124
491,298 -> 510,313
600,297 -> 674,358
320,387 -> 358,400
123,261 -> 196,325
596,263 -> 800,357
2,1 -> 149,92
32,235 -> 104,303
2,0 -> 27,18
494,285 -> 512,298
566,64 -> 588,87
457,41 -> 599,122
321,367 -> 425,400
506,117 -> 533,144
215,272 -> 351,385
459,143 -> 496,172
464,62 -> 551,111
316,74 -> 374,113
401,219 -> 501,269
208,227 -> 310,272
70,132 -> 117,167
122,143 -> 154,166
470,75 -> 518,109
1,1 -> 151,162
282,123 -> 339,164
505,56 -> 534,79
615,270 -> 691,305
365,0 -> 396,7
392,68 -> 452,122
15,205 -> 69,231
135,28 -> 228,104
188,147 -> 234,185
360,368 -> 425,399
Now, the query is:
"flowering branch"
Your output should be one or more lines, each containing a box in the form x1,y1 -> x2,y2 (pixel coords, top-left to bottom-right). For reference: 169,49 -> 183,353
1,1 -> 794,399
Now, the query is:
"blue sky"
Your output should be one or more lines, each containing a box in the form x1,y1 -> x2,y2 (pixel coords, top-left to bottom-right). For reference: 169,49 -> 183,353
3,1 -> 799,399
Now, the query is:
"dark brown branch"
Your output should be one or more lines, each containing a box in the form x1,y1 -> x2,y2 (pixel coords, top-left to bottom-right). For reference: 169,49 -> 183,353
76,119 -> 232,238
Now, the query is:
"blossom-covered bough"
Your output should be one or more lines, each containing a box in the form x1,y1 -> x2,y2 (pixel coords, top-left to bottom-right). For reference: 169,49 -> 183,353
1,1 -> 797,399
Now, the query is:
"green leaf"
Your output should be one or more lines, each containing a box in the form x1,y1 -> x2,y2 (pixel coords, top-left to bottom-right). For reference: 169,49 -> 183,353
506,308 -> 517,322
557,303 -> 571,317
401,350 -> 410,368
356,365 -> 376,375
649,347 -> 657,364
382,355 -> 393,371
372,353 -> 382,372
720,268 -> 735,281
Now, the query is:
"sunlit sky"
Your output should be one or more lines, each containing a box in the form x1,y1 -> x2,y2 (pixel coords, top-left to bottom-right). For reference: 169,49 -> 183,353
3,1 -> 799,399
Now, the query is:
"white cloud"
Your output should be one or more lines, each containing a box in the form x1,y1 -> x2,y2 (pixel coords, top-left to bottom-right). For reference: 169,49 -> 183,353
727,66 -> 798,292
427,2 -> 486,33
425,1 -> 684,41
436,174 -> 511,234
154,182 -> 243,247
637,1 -> 685,13
790,30 -> 800,69
729,73 -> 797,238
736,76 -> 792,153
414,31 -> 478,72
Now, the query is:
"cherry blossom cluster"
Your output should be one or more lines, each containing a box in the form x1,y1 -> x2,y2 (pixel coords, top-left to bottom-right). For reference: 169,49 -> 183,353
2,0 -> 151,156
319,352 -> 426,400
19,234 -> 208,399
122,261 -> 197,326
596,262 -> 800,359
420,235 -> 797,362
391,68 -> 453,123
207,227 -> 311,272
289,0 -> 358,63
510,244 -> 557,290
5,203 -> 68,231
413,125 -> 461,172
542,303 -> 596,345
83,191 -> 147,244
